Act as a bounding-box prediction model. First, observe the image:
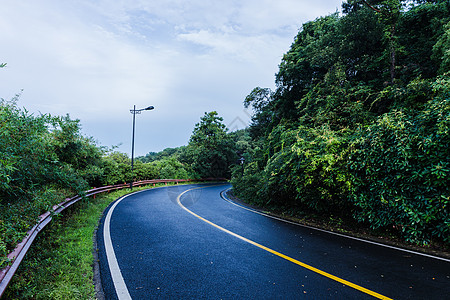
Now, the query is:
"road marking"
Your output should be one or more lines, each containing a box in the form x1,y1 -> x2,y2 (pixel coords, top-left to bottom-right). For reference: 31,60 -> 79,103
220,188 -> 450,263
104,193 -> 134,300
102,183 -> 224,299
177,186 -> 392,300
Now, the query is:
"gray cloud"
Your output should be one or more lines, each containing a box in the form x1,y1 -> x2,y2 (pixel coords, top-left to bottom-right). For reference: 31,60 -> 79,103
0,0 -> 342,156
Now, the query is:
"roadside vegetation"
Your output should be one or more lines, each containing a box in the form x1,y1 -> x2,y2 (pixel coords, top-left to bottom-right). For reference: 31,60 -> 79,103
231,0 -> 450,248
1,0 -> 449,297
0,99 -> 242,270
2,185 -> 172,299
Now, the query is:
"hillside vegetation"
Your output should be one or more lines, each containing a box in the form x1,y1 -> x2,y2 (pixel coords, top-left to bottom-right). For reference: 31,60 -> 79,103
0,98 -> 241,268
231,0 -> 450,247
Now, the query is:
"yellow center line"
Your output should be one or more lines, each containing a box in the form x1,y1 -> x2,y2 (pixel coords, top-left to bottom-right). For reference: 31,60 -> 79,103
177,186 -> 392,300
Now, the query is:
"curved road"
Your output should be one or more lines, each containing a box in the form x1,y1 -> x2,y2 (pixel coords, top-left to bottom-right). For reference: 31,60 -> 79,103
97,183 -> 450,299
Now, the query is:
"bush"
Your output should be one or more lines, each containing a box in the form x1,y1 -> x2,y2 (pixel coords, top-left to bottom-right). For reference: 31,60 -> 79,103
231,162 -> 265,205
153,157 -> 190,179
0,98 -> 104,267
347,78 -> 450,244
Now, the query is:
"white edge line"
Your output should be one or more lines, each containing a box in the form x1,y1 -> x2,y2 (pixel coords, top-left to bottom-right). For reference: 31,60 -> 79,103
104,192 -> 139,300
220,188 -> 450,263
102,184 -> 212,299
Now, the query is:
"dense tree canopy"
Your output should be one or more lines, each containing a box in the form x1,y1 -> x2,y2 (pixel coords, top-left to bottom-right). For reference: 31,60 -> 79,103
232,0 -> 450,246
181,111 -> 237,179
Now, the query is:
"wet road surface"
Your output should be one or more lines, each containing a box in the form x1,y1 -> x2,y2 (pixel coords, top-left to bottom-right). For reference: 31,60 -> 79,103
97,183 -> 450,299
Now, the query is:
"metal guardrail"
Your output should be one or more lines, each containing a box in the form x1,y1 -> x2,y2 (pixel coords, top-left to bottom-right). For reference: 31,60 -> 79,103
0,178 -> 200,297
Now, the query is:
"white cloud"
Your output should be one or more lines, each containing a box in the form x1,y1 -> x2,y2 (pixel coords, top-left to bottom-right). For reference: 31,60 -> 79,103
1,1 -> 173,115
1,0 -> 343,155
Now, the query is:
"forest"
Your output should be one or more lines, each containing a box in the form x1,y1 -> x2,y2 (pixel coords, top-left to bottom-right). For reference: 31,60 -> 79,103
231,0 -> 450,247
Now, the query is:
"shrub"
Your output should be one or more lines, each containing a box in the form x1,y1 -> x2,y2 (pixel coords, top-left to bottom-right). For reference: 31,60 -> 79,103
347,78 -> 449,244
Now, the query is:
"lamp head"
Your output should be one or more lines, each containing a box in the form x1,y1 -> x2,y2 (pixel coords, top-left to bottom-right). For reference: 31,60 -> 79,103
145,106 -> 155,111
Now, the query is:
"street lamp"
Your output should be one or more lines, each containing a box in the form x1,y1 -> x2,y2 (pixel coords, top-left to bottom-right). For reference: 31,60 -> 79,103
130,105 -> 154,189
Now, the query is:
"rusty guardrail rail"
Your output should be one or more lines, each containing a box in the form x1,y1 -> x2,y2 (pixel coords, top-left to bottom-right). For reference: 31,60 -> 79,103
0,178 -> 207,297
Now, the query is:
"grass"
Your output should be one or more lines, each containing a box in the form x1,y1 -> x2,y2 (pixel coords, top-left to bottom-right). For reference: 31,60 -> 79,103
0,188 -> 72,270
2,184 -> 172,299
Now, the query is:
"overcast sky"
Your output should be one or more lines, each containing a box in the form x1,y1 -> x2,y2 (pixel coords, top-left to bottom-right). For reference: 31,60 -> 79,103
1,0 -> 342,156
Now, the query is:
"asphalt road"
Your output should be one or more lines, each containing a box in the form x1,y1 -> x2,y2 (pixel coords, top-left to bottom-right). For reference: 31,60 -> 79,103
96,183 -> 450,299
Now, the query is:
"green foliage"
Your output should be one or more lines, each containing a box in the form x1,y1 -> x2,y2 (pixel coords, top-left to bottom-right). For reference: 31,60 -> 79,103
433,21 -> 450,74
399,1 -> 450,79
289,126 -> 351,213
233,125 -> 352,214
347,79 -> 449,244
138,147 -> 186,163
231,162 -> 265,204
134,160 -> 159,181
244,87 -> 275,138
0,98 -> 107,267
101,152 -> 132,185
101,149 -> 191,185
233,1 -> 450,247
275,13 -> 343,124
50,115 -> 105,187
0,99 -> 92,200
153,157 -> 190,179
182,111 -> 237,178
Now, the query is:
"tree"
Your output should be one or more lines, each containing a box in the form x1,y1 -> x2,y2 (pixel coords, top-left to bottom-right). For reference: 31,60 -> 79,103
244,87 -> 274,139
138,147 -> 185,163
153,157 -> 189,179
100,152 -> 131,185
433,20 -> 450,74
232,1 -> 450,246
275,14 -> 341,124
183,111 -> 237,178
50,115 -> 105,186
344,0 -> 403,84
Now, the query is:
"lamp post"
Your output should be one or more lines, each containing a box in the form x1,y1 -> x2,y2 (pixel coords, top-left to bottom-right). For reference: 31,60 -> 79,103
130,105 -> 154,189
